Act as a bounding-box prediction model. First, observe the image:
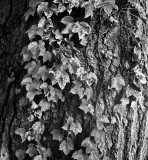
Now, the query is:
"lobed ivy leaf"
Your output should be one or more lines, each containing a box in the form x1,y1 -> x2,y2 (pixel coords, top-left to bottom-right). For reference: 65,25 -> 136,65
39,99 -> 51,112
79,99 -> 94,115
69,121 -> 82,135
51,129 -> 64,142
59,137 -> 74,155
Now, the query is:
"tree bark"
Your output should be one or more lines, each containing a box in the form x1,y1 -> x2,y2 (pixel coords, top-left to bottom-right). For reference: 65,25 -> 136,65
0,0 -> 148,160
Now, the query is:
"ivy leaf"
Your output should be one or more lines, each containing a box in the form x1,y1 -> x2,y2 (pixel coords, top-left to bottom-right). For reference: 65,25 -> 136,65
51,129 -> 64,142
53,70 -> 70,90
70,81 -> 85,99
26,25 -> 38,40
79,99 -> 94,115
70,121 -> 82,135
15,128 -> 26,142
24,8 -> 35,21
61,16 -> 74,25
39,99 -> 51,111
81,137 -> 96,154
59,138 -> 74,155
62,116 -> 74,131
81,1 -> 94,18
28,41 -> 39,55
72,149 -> 84,160
27,90 -> 42,101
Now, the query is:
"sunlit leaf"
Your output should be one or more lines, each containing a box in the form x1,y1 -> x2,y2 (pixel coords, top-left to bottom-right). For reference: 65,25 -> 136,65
39,99 -> 51,111
59,137 -> 74,155
70,121 -> 82,135
79,99 -> 94,115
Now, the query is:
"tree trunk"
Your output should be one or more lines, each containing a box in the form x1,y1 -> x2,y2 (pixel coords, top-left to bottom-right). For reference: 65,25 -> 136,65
0,0 -> 148,160
0,0 -> 29,159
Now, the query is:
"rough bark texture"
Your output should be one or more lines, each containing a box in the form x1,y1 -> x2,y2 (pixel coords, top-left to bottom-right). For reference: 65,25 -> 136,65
0,0 -> 148,160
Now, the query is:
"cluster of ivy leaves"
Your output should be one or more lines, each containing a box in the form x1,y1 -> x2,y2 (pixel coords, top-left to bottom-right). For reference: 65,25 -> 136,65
14,0 -> 148,160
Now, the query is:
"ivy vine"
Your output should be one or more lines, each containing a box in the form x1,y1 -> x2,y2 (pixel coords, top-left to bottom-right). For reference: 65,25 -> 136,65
14,0 -> 148,160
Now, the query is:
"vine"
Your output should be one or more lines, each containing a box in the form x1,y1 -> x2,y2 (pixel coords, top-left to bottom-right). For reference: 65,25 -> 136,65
14,0 -> 148,160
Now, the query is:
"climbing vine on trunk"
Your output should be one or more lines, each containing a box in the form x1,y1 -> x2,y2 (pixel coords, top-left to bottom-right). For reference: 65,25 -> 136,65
10,0 -> 148,160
